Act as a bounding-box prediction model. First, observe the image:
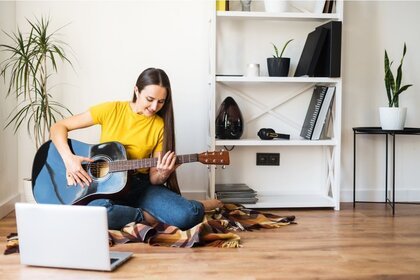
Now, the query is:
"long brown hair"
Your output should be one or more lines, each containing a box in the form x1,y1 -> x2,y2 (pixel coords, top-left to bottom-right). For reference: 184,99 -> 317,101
132,68 -> 180,194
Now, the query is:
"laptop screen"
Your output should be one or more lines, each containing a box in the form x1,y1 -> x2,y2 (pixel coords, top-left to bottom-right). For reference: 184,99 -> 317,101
15,203 -> 131,271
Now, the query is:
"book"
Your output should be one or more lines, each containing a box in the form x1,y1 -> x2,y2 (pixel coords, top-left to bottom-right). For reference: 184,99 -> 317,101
215,183 -> 258,204
300,86 -> 328,140
314,21 -> 342,77
294,28 -> 328,77
319,101 -> 334,140
311,86 -> 335,140
322,0 -> 334,13
215,183 -> 255,193
216,0 -> 229,11
216,191 -> 257,199
218,197 -> 258,204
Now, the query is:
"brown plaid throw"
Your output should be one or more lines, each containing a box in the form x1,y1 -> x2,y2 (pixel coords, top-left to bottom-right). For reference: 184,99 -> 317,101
107,204 -> 295,248
4,204 -> 295,254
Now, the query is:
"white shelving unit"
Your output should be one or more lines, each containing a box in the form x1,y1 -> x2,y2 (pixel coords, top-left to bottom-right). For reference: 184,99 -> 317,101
208,2 -> 343,210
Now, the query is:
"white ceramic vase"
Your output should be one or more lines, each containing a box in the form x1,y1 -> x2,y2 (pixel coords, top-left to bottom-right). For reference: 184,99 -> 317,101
23,178 -> 36,203
264,0 -> 288,13
379,107 -> 407,130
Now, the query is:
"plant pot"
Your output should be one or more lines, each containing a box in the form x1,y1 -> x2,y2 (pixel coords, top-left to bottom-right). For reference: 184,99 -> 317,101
23,178 -> 36,203
215,97 -> 244,139
379,107 -> 407,130
267,57 -> 290,77
264,0 -> 288,12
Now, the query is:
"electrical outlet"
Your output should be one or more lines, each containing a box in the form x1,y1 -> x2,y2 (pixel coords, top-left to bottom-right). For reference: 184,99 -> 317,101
256,153 -> 280,166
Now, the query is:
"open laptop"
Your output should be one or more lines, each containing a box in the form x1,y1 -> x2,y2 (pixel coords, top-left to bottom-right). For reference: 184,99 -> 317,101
15,202 -> 133,271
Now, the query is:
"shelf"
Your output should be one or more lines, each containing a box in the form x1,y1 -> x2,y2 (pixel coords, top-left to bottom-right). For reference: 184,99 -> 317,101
242,194 -> 336,209
215,138 -> 337,146
215,76 -> 340,84
210,2 -> 342,210
217,11 -> 341,21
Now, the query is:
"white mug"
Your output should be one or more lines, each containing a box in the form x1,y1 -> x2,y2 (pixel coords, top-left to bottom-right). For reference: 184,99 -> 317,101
246,63 -> 260,77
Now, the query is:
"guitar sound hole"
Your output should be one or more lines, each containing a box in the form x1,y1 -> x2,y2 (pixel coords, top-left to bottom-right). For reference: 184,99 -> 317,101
88,160 -> 110,179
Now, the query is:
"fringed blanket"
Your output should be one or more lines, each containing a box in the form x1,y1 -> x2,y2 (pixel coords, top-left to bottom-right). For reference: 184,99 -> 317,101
4,204 -> 296,254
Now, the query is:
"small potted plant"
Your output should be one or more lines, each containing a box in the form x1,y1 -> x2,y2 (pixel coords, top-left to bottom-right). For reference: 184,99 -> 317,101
267,39 -> 293,77
379,43 -> 413,130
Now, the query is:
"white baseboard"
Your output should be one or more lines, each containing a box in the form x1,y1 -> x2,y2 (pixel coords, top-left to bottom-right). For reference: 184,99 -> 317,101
341,189 -> 420,203
185,190 -> 420,204
0,193 -> 21,219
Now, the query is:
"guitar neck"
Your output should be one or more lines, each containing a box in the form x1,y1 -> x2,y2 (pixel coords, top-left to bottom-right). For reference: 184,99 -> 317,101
108,154 -> 199,172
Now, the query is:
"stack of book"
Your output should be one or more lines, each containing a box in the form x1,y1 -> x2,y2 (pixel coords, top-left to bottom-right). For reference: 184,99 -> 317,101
215,183 -> 258,204
300,85 -> 336,140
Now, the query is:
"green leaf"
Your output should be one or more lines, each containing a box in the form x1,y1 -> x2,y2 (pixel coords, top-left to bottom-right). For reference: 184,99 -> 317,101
279,39 -> 293,58
271,43 -> 279,58
0,15 -> 74,148
384,43 -> 413,107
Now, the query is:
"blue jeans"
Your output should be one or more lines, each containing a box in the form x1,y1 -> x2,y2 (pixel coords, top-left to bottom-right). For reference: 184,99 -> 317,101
87,174 -> 205,230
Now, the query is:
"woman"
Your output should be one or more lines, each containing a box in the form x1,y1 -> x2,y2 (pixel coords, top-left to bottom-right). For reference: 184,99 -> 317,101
50,67 -> 222,230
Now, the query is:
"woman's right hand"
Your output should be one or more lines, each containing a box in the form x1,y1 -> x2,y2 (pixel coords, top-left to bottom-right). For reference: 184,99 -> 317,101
64,153 -> 93,188
50,111 -> 96,188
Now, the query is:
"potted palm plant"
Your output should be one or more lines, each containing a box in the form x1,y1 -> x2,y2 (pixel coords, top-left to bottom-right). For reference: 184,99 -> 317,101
379,43 -> 413,130
267,39 -> 293,77
1,16 -> 73,148
0,16 -> 74,202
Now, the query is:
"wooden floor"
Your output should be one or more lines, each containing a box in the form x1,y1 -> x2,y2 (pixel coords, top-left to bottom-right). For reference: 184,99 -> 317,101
1,202 -> 420,279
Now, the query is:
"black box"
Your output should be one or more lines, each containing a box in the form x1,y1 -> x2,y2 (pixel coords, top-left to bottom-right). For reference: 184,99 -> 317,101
314,21 -> 342,78
294,28 -> 327,77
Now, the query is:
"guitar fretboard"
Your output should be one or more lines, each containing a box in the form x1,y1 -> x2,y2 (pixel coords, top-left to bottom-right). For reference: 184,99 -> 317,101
108,154 -> 199,172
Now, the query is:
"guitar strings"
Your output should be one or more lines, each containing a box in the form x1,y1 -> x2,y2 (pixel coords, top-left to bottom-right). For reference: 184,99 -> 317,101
81,154 -> 201,175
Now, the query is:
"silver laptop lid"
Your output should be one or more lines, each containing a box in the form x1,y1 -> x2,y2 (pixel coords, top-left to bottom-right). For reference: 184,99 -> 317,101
15,203 -> 122,271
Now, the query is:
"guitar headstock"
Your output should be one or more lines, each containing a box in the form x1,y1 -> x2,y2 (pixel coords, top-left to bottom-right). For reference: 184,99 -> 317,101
198,150 -> 230,165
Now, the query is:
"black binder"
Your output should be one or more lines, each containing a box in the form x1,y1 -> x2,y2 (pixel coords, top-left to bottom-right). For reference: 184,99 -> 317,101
300,86 -> 328,140
314,21 -> 342,77
294,28 -> 327,77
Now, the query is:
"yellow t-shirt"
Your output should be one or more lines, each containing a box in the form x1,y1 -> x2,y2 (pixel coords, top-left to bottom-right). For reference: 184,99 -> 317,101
89,101 -> 164,173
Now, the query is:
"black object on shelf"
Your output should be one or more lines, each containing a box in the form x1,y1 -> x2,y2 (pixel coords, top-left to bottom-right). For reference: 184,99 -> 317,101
300,86 -> 328,139
294,27 -> 327,77
314,21 -> 342,77
257,128 -> 290,140
215,97 -> 244,139
267,57 -> 290,77
322,0 -> 335,13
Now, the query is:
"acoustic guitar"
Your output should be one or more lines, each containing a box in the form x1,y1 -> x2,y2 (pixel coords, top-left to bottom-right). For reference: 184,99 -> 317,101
32,139 -> 229,205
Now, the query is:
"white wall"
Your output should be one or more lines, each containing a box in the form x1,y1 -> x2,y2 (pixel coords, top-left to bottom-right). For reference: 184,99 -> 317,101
341,1 -> 420,201
0,1 -> 20,218
1,1 -> 420,212
11,0 -> 213,200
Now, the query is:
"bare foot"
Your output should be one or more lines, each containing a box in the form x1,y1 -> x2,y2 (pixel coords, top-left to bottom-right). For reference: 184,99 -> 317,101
199,199 -> 224,211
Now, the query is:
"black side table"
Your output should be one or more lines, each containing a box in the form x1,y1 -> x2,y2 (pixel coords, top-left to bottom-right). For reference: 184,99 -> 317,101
353,127 -> 420,215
